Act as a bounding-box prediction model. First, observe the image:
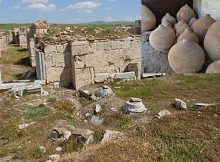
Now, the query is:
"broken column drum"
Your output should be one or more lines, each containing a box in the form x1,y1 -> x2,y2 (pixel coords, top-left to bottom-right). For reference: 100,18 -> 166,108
204,21 -> 220,62
95,86 -> 114,98
168,40 -> 205,73
192,14 -> 216,42
149,25 -> 176,51
123,98 -> 147,114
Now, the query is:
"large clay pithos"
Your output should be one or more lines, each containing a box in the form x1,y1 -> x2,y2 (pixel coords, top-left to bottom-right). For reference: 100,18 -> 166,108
175,23 -> 190,37
141,4 -> 156,32
168,40 -> 205,73
204,21 -> 220,61
149,25 -> 176,51
189,18 -> 197,26
176,4 -> 196,23
161,13 -> 177,26
192,14 -> 216,42
161,20 -> 172,28
177,28 -> 199,43
206,60 -> 220,73
174,20 -> 187,31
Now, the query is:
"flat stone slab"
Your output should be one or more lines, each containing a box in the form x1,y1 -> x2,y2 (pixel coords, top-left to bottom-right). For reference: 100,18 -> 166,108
94,73 -> 110,83
142,73 -> 166,78
114,72 -> 135,80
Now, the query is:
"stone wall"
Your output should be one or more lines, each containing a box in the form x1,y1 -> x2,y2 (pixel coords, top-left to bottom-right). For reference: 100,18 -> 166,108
194,0 -> 220,19
43,43 -> 72,88
28,38 -> 36,67
36,37 -> 141,89
18,31 -> 27,49
71,37 -> 141,89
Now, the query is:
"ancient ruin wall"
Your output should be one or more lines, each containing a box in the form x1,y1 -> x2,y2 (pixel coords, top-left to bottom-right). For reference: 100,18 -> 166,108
40,37 -> 141,89
71,37 -> 141,90
43,43 -> 72,88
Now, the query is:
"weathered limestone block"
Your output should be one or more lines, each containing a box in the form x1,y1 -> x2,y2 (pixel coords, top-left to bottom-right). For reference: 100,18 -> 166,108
96,42 -> 105,51
45,45 -> 56,54
46,67 -> 72,87
73,68 -> 94,90
94,73 -> 111,83
72,46 -> 85,55
52,53 -> 65,67
84,52 -> 108,68
123,40 -> 131,49
111,41 -> 117,50
116,41 -> 122,49
104,41 -> 111,51
56,45 -> 64,53
44,52 -> 55,67
114,72 -> 136,80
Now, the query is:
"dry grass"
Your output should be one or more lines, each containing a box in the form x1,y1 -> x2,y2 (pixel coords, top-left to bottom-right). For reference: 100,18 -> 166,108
0,45 -> 31,81
0,74 -> 220,161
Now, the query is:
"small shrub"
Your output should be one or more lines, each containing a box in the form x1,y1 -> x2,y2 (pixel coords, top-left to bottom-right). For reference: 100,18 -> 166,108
27,104 -> 52,118
31,147 -> 43,159
117,119 -> 132,129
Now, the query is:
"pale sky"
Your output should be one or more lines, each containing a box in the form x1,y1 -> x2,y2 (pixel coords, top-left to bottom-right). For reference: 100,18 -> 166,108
0,0 -> 140,23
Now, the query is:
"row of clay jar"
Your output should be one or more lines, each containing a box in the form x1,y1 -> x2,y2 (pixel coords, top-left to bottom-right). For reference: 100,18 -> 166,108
141,4 -> 220,73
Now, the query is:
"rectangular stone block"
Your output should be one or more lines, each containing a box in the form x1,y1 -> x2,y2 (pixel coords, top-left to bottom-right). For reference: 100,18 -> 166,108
114,72 -> 136,80
94,73 -> 110,83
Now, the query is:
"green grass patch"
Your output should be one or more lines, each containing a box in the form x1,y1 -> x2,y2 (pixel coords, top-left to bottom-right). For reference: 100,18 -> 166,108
27,104 -> 52,118
156,134 -> 205,162
117,119 -> 133,129
1,117 -> 27,142
30,147 -> 44,159
0,45 -> 29,65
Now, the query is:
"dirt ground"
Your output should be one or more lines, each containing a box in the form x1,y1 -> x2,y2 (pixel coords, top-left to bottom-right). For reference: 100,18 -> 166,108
0,74 -> 219,162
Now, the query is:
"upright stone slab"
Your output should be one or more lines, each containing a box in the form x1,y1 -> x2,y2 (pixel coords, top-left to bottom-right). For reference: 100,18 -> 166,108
0,65 -> 2,84
36,51 -> 45,80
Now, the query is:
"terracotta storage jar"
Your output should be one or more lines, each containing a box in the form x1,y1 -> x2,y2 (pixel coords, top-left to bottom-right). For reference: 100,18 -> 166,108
206,60 -> 220,73
161,13 -> 177,26
149,25 -> 176,51
177,28 -> 199,43
141,0 -> 193,25
141,4 -> 156,32
176,4 -> 196,23
192,14 -> 216,42
168,40 -> 205,73
204,21 -> 220,61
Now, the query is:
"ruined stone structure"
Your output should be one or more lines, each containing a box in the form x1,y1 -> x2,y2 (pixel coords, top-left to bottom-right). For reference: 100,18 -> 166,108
11,27 -> 28,49
27,21 -> 49,67
33,37 -> 141,89
18,28 -> 28,49
0,34 -> 10,57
